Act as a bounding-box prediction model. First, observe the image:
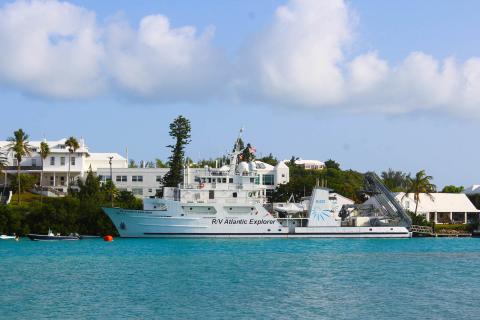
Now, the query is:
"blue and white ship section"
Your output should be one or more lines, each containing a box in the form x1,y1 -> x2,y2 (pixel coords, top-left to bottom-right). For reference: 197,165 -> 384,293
103,138 -> 412,238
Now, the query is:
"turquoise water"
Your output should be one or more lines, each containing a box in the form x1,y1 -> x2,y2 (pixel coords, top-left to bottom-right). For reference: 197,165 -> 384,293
1,238 -> 479,319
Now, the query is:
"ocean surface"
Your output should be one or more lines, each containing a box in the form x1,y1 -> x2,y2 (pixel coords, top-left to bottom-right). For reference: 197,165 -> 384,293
1,238 -> 479,320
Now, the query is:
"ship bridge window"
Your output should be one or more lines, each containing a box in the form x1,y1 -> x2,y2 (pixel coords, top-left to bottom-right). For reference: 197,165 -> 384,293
222,178 -> 227,183
263,174 -> 274,186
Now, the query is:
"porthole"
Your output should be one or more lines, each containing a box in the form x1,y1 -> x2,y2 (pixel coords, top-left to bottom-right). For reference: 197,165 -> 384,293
278,229 -> 282,232
229,208 -> 232,210
369,228 -> 372,231
251,207 -> 254,210
208,208 -> 211,210
268,229 -> 271,232
181,214 -> 184,216
190,207 -> 192,210
390,228 -> 393,231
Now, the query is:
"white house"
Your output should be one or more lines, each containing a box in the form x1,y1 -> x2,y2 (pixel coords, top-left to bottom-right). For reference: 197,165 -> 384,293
285,159 -> 325,170
364,192 -> 480,224
0,138 -> 127,192
97,160 -> 290,198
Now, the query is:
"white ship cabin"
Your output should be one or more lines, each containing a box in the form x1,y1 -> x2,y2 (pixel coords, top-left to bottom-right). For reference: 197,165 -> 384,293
161,161 -> 268,205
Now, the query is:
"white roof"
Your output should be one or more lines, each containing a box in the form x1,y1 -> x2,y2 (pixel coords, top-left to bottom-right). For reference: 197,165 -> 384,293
254,160 -> 274,170
0,138 -> 89,153
463,185 -> 480,195
88,153 -> 126,161
395,192 -> 479,213
284,159 -> 325,166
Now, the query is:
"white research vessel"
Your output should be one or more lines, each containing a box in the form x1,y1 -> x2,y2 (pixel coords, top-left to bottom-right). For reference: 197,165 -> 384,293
103,136 -> 412,238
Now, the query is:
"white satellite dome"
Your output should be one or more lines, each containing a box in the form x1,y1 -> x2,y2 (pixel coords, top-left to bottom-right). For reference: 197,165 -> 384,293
237,162 -> 250,173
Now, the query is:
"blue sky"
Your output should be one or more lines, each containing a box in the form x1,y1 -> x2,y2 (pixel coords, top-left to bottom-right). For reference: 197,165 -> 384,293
0,0 -> 479,188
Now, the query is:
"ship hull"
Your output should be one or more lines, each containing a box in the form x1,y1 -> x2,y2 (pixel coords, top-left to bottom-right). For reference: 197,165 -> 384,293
102,206 -> 411,238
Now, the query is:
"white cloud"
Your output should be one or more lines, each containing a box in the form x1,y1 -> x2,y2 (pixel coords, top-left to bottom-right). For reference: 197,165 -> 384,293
236,0 -> 480,116
0,0 -> 226,101
235,0 -> 352,107
0,0 -> 479,117
0,0 -> 105,98
106,15 -> 227,102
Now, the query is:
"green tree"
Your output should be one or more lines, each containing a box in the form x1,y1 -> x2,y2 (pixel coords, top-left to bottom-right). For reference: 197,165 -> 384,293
403,170 -> 436,215
163,115 -> 191,187
39,141 -> 50,203
128,159 -> 138,168
10,174 -> 37,194
65,137 -> 80,191
258,153 -> 278,166
324,159 -> 340,170
441,185 -> 464,193
155,158 -> 168,168
7,129 -> 31,204
381,169 -> 408,191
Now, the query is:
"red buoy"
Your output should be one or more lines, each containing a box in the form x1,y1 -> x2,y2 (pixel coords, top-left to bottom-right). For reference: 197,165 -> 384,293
103,235 -> 113,242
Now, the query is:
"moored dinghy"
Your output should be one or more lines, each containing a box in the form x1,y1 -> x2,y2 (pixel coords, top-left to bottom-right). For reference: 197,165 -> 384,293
28,229 -> 80,241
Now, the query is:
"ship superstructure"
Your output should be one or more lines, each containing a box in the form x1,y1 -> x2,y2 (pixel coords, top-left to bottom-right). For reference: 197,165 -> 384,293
103,133 -> 411,238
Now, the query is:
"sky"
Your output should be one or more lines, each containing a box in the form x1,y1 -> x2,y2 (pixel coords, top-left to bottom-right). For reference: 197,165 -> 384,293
0,0 -> 479,188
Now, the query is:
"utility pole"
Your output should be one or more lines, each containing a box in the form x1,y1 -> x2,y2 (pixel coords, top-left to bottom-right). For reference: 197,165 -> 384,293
108,156 -> 113,207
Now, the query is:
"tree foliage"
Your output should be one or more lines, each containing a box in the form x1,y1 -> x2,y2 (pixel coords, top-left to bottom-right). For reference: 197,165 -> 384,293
324,159 -> 340,170
441,185 -> 464,193
0,168 -> 142,236
381,169 -> 408,192
9,174 -> 36,194
258,153 -> 278,166
403,170 -> 436,215
272,162 -> 365,203
7,129 -> 31,204
163,116 -> 191,187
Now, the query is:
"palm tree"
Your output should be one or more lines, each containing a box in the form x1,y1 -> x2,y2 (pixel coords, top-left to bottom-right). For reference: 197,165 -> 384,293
65,137 -> 79,191
403,170 -> 436,215
7,129 -> 31,204
0,149 -> 8,195
39,141 -> 50,202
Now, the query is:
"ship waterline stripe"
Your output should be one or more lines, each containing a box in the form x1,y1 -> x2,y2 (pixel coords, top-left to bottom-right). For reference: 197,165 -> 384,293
142,232 -> 409,235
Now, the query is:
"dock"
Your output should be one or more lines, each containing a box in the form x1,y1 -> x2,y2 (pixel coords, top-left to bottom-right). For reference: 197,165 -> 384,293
410,225 -> 472,237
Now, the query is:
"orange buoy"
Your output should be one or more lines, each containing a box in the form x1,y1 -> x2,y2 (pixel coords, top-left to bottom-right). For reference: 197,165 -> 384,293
103,235 -> 113,242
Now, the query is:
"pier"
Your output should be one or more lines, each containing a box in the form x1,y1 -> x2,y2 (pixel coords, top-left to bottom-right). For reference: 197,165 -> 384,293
410,225 -> 472,237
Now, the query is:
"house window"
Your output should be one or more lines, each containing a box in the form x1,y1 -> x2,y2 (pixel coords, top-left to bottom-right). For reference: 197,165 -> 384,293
132,175 -> 143,182
71,157 -> 75,166
60,157 -> 65,166
50,157 -> 55,165
116,176 -> 127,182
263,174 -> 275,186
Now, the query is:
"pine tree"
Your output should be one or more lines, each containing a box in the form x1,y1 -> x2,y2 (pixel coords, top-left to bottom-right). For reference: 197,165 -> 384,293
163,116 -> 191,187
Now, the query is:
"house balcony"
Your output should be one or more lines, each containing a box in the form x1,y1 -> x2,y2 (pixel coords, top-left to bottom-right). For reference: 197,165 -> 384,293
4,165 -> 43,171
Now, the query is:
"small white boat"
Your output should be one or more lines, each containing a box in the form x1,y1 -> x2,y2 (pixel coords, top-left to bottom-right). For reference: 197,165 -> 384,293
0,235 -> 16,240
